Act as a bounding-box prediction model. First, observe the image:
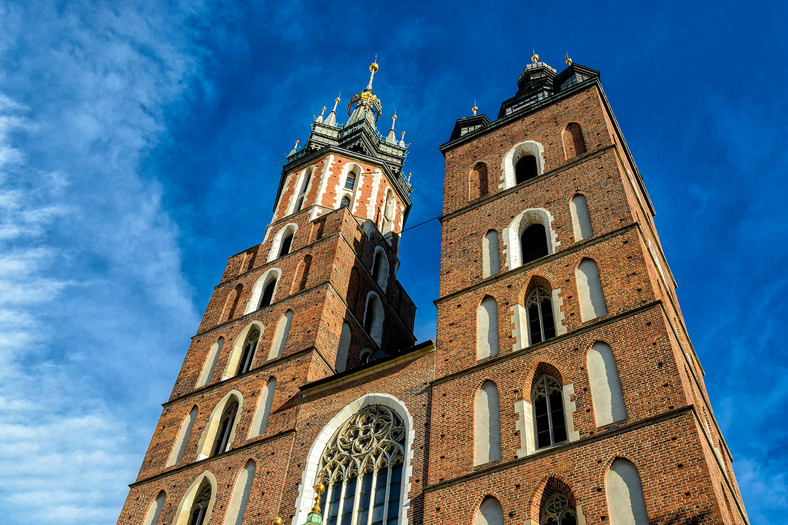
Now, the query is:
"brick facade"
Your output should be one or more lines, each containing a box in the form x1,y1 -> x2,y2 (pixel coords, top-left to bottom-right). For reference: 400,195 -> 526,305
117,60 -> 747,525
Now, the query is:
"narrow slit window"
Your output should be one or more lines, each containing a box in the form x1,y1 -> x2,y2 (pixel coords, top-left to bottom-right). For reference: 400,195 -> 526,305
211,399 -> 239,456
532,375 -> 566,449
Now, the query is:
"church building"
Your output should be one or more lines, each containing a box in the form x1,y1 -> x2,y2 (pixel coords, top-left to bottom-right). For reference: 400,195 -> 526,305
117,54 -> 749,525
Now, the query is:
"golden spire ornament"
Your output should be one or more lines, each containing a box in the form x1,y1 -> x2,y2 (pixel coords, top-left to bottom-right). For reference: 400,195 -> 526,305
472,100 -> 478,116
312,483 -> 326,514
272,518 -> 283,525
565,52 -> 572,66
366,54 -> 379,90
531,49 -> 539,63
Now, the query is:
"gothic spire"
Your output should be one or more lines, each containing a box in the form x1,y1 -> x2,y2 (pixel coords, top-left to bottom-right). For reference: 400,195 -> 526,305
386,111 -> 398,144
347,57 -> 382,125
325,93 -> 340,126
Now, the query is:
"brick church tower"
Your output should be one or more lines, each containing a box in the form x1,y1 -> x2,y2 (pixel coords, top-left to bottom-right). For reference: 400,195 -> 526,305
424,52 -> 748,525
117,59 -> 427,525
118,55 -> 748,525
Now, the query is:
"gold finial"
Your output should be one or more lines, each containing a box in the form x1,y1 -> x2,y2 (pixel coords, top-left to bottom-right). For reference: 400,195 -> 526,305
472,100 -> 478,116
393,110 -> 397,121
401,131 -> 405,137
531,49 -> 539,63
565,52 -> 572,66
272,518 -> 283,525
370,53 -> 379,73
294,140 -> 299,146
407,172 -> 412,182
312,483 -> 326,514
335,91 -> 341,103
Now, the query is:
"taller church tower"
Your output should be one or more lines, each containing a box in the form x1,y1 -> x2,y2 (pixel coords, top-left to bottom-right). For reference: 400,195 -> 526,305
118,60 -> 426,525
423,53 -> 749,525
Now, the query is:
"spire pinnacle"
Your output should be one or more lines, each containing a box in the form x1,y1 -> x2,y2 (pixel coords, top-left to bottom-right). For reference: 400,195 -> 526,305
531,49 -> 539,63
366,54 -> 379,90
565,52 -> 572,66
386,110 -> 398,144
288,139 -> 299,156
316,106 -> 326,123
399,131 -> 406,147
325,93 -> 341,126
472,100 -> 478,116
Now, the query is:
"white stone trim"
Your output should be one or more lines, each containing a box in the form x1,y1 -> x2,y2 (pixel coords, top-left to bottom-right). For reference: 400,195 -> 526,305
500,140 -> 545,190
195,390 -> 244,460
292,394 -> 416,525
244,268 -> 282,315
372,246 -> 389,293
368,168 -> 382,222
363,291 -> 385,345
562,383 -> 580,442
510,304 -> 525,352
514,399 -> 535,457
316,154 -> 335,208
171,471 -> 218,525
551,288 -> 567,336
268,223 -> 298,262
503,208 -> 558,270
222,322 -> 264,380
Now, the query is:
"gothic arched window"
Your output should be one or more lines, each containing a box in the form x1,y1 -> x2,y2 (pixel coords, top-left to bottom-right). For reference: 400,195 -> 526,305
211,398 -> 239,456
318,405 -> 406,525
521,223 -> 549,264
526,288 -> 556,345
260,278 -> 277,308
340,196 -> 351,208
532,375 -> 566,449
515,155 -> 538,184
540,493 -> 577,525
345,170 -> 357,190
236,328 -> 259,375
187,480 -> 212,525
279,231 -> 294,257
294,169 -> 312,213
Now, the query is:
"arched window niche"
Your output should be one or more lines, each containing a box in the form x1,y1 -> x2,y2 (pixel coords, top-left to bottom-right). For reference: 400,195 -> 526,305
469,162 -> 490,201
381,189 -> 397,235
195,337 -> 223,388
196,391 -> 243,460
538,480 -> 581,525
248,377 -> 276,438
172,472 -> 217,525
335,323 -> 352,373
245,268 -> 281,314
337,163 -> 361,210
268,223 -> 298,262
562,123 -> 587,160
269,310 -> 293,360
512,277 -> 566,350
474,496 -> 504,525
501,140 -> 545,189
223,322 -> 263,380
293,394 -> 414,525
482,230 -> 500,278
587,342 -> 627,426
569,194 -> 593,241
363,292 -> 384,346
224,284 -> 243,321
575,258 -> 607,321
606,459 -> 649,525
504,208 -> 558,270
514,364 -> 578,457
224,460 -> 256,525
167,406 -> 198,467
474,381 -> 502,465
476,296 -> 499,360
371,246 -> 390,292
142,491 -> 166,525
292,167 -> 314,214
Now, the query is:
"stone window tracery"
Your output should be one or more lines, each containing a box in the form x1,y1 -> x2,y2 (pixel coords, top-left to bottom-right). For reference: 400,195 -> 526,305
187,480 -> 212,525
318,405 -> 406,525
540,493 -> 577,525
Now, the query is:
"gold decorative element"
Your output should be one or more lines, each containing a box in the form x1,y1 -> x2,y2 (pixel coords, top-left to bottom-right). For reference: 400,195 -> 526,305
273,518 -> 283,525
312,483 -> 326,514
370,53 -> 379,73
472,100 -> 478,116
407,172 -> 412,182
392,110 -> 397,121
531,49 -> 539,63
565,52 -> 572,66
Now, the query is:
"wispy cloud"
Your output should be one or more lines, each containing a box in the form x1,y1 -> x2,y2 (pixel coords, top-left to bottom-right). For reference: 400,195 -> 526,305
0,2 -> 225,523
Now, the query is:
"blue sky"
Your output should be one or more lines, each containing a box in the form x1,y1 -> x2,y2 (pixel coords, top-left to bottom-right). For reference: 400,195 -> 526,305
0,1 -> 785,523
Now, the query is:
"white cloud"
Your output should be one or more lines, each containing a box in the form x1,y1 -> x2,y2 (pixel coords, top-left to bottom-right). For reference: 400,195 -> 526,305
0,2 -> 224,523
